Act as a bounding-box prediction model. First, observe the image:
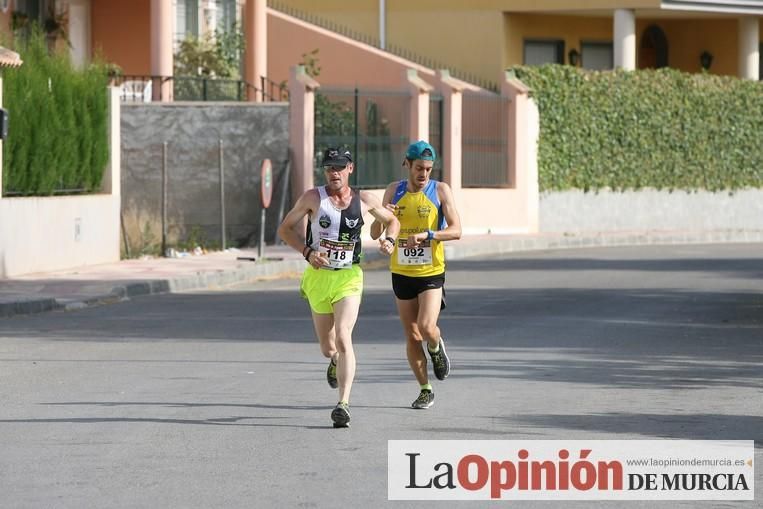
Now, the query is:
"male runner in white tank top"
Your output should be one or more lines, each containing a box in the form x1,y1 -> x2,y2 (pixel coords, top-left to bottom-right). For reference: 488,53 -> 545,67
278,147 -> 400,428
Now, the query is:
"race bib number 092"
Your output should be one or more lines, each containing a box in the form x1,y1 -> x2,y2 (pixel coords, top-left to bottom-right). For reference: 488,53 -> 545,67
397,239 -> 432,266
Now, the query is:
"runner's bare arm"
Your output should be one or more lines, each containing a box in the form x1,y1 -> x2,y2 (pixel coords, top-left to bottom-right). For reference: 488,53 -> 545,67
361,190 -> 400,255
435,182 -> 462,241
369,183 -> 397,240
406,182 -> 462,248
277,189 -> 329,267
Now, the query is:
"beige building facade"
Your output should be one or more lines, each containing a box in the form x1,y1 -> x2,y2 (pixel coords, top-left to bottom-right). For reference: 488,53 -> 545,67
0,1 -> 758,97
275,0 -> 762,84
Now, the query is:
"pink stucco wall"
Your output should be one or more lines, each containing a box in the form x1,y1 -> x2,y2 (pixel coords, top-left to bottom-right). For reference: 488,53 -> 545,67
268,8 -> 437,90
275,8 -> 539,234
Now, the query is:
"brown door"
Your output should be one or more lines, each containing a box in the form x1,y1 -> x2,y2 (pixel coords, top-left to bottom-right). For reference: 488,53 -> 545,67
639,25 -> 668,69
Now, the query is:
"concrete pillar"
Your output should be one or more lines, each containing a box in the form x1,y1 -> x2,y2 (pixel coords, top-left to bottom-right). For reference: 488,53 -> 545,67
245,0 -> 267,102
150,0 -> 173,101
613,9 -> 636,71
405,69 -> 433,143
101,87 -> 121,197
738,17 -> 760,80
68,0 -> 92,69
437,70 -> 463,195
288,65 -> 320,204
0,74 -> 3,199
502,71 -> 539,233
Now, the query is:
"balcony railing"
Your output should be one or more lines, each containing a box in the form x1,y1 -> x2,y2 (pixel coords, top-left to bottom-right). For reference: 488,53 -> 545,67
110,75 -> 289,103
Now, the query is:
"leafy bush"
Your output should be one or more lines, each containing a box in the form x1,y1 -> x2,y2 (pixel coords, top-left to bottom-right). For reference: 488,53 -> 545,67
173,26 -> 245,101
3,28 -> 109,195
174,26 -> 244,79
512,65 -> 763,192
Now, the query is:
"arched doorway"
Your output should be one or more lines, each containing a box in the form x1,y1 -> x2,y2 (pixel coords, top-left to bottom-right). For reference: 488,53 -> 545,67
639,25 -> 669,69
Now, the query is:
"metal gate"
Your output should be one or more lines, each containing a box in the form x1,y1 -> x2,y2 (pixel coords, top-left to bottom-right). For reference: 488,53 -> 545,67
315,87 -> 410,188
462,92 -> 509,187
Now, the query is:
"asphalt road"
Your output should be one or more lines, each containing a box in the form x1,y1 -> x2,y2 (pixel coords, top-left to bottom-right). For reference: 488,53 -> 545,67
0,243 -> 761,508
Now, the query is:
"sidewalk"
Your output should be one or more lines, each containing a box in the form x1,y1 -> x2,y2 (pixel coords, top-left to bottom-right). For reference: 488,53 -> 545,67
2,229 -> 762,318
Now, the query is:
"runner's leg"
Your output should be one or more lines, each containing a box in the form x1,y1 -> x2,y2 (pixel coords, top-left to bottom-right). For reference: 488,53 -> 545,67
417,287 -> 443,350
332,295 -> 360,403
311,311 -> 337,361
396,297 -> 428,386
418,287 -> 450,380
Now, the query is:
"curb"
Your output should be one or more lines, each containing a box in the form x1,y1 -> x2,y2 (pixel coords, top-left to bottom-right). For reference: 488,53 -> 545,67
0,298 -> 60,318
444,230 -> 763,260
2,230 -> 762,319
0,258 -> 310,319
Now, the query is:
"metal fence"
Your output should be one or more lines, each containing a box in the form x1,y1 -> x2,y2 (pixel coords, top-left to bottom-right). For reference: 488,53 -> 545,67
113,75 -> 288,103
462,92 -> 509,187
121,139 -> 290,257
314,87 -> 410,188
313,89 -> 509,188
120,103 -> 290,258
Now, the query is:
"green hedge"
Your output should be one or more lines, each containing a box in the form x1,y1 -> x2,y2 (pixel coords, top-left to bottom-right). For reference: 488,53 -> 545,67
512,65 -> 763,192
2,29 -> 109,196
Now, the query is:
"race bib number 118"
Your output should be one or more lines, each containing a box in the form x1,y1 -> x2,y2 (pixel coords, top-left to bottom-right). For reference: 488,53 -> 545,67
319,238 -> 355,269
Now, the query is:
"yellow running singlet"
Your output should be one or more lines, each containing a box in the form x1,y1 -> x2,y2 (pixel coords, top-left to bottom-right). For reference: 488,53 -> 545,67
389,179 -> 446,277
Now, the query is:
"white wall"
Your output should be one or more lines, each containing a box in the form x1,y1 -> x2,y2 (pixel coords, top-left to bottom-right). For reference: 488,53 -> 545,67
0,195 -> 120,276
540,189 -> 763,233
0,87 -> 121,278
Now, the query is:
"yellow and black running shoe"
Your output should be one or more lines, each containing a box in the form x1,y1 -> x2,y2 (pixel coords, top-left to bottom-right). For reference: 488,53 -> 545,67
331,401 -> 350,428
326,359 -> 338,388
429,338 -> 450,380
411,389 -> 435,409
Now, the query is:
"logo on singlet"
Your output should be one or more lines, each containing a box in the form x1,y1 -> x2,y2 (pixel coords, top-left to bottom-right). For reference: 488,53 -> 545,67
344,217 -> 359,229
319,215 -> 331,228
417,205 -> 431,219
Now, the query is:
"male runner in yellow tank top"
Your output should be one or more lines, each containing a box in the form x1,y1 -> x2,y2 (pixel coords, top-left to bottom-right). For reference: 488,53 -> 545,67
371,141 -> 462,409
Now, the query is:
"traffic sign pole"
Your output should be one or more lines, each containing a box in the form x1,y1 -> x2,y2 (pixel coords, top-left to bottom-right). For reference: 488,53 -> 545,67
259,159 -> 273,259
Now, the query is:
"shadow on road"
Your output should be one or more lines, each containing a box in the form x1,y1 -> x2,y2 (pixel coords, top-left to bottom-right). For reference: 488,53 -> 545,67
2,249 -> 761,449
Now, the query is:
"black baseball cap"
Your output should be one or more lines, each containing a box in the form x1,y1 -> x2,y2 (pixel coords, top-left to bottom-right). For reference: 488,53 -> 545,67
321,147 -> 353,167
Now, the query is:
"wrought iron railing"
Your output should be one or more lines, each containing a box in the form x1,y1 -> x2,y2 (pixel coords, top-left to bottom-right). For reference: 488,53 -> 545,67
110,75 -> 289,103
260,76 -> 290,102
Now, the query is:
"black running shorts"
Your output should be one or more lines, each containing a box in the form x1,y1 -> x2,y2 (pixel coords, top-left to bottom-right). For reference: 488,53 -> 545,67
391,273 -> 446,309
